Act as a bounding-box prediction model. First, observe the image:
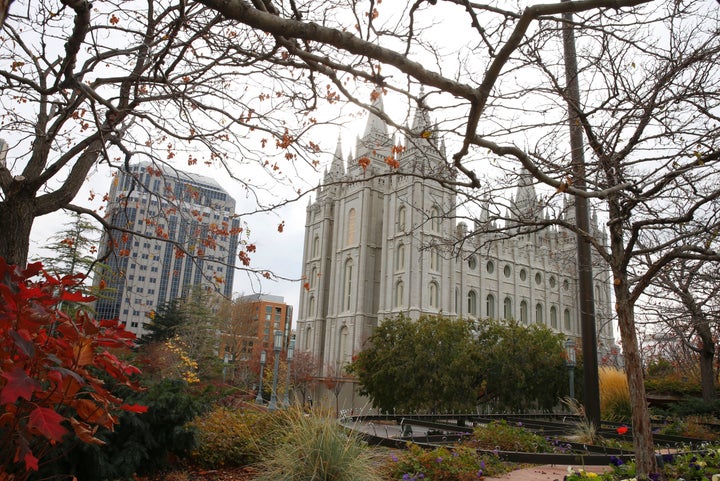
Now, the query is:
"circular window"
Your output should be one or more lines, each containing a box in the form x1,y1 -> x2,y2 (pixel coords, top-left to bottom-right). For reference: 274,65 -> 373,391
486,261 -> 494,274
563,279 -> 569,291
535,272 -> 542,285
549,276 -> 556,288
504,265 -> 511,278
520,269 -> 527,281
468,256 -> 477,270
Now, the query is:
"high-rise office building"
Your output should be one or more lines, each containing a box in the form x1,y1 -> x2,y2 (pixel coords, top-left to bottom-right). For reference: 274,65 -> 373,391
95,163 -> 240,336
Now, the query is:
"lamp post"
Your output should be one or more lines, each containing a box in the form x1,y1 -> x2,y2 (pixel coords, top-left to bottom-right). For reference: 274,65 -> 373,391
565,337 -> 577,399
268,330 -> 283,411
283,339 -> 295,407
255,350 -> 266,404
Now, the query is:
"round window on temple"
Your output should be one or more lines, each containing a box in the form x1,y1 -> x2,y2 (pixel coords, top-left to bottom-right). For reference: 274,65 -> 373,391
486,261 -> 494,274
468,255 -> 477,270
535,272 -> 542,285
520,269 -> 527,281
504,265 -> 511,278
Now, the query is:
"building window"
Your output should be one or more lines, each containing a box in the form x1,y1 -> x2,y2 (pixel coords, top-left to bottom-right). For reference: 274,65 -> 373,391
308,296 -> 315,317
455,287 -> 459,313
397,206 -> 406,232
312,235 -> 320,258
563,279 -> 570,291
395,280 -> 404,308
347,208 -> 357,246
429,282 -> 439,308
535,272 -> 542,285
503,297 -> 512,320
550,306 -> 558,328
468,255 -> 477,270
486,294 -> 495,318
520,300 -> 528,324
430,248 -> 440,271
467,290 -> 477,316
430,205 -> 441,232
564,309 -> 572,331
536,303 -> 543,324
503,265 -> 511,278
520,269 -> 527,281
550,276 -> 557,288
343,258 -> 353,311
304,326 -> 312,351
396,244 -> 405,271
486,261 -> 494,274
310,266 -> 317,289
339,326 -> 350,367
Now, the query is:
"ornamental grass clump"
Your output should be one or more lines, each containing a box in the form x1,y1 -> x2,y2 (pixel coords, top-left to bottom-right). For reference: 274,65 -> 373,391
255,408 -> 383,481
599,366 -> 631,422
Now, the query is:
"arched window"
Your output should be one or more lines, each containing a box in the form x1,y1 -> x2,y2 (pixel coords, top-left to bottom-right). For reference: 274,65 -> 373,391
467,290 -> 477,316
343,259 -> 353,311
396,244 -> 405,271
304,326 -> 312,351
564,309 -> 572,331
430,205 -> 441,232
397,206 -> 407,232
308,296 -> 316,317
310,266 -> 317,289
429,282 -> 439,308
312,236 -> 320,258
339,326 -> 350,366
520,301 -> 528,324
486,294 -> 495,318
395,280 -> 404,308
503,297 -> 512,320
455,287 -> 459,313
536,303 -> 543,324
346,208 -> 357,246
430,248 -> 440,271
550,306 -> 558,328
595,285 -> 601,302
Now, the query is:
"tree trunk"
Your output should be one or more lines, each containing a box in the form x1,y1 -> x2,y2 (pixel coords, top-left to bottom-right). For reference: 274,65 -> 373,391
615,285 -> 657,478
0,193 -> 35,267
699,340 -> 716,403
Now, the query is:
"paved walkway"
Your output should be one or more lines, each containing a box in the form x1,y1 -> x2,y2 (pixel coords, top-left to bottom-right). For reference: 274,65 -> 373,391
484,464 -> 611,481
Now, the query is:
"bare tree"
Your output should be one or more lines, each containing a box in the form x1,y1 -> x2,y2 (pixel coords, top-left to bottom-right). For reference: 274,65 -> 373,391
0,0 -> 333,267
216,295 -> 260,385
291,350 -> 319,407
641,260 -> 720,402
3,0 -> 719,476
192,1 -> 720,475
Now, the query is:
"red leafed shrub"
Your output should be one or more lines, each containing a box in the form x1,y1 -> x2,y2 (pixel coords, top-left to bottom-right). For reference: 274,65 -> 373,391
0,258 -> 145,480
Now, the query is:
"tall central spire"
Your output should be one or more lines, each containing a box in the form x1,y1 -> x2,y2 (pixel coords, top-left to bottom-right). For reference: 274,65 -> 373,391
362,87 -> 388,138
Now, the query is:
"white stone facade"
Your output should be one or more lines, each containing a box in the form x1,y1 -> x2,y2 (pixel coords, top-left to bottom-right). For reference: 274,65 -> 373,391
295,96 -> 616,379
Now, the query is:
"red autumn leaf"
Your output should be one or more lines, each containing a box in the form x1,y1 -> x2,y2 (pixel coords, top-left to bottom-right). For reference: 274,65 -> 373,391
62,290 -> 94,303
24,451 -> 39,472
28,407 -> 68,442
120,403 -> 149,413
616,425 -> 628,435
1,367 -> 41,404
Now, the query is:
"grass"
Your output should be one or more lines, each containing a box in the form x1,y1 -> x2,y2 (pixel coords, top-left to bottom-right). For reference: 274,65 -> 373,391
254,408 -> 385,481
599,366 -> 631,422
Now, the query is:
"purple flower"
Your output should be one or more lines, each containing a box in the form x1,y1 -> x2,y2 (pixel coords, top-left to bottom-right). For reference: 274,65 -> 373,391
436,457 -> 443,463
481,461 -> 486,469
610,456 -> 624,466
477,469 -> 484,477
390,454 -> 398,462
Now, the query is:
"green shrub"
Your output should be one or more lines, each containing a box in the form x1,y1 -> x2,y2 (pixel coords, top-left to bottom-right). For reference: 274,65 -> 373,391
255,409 -> 383,481
470,420 -> 551,453
189,405 -> 281,467
35,378 -> 210,481
384,444 -> 506,481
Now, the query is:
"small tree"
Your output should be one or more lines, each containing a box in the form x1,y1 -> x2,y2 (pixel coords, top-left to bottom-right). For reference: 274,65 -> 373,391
292,350 -> 319,406
348,315 -> 481,413
475,320 -> 567,412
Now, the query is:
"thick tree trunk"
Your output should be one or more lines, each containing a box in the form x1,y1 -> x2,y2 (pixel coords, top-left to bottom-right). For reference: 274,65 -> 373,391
699,340 -> 716,403
615,286 -> 657,479
0,194 -> 36,267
